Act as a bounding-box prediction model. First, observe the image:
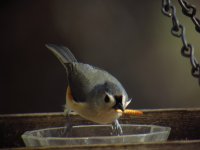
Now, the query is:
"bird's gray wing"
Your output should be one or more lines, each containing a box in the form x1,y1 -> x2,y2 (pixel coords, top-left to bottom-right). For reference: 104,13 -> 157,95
67,63 -> 96,103
46,44 -> 87,102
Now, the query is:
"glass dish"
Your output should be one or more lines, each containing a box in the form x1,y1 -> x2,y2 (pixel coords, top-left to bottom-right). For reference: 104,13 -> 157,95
22,124 -> 171,147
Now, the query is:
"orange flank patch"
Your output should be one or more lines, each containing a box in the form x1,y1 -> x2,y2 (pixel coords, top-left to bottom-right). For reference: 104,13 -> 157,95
116,109 -> 143,116
66,86 -> 74,101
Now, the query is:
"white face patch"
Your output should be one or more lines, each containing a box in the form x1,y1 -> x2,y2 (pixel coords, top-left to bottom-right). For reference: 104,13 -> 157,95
122,95 -> 125,107
124,97 -> 132,108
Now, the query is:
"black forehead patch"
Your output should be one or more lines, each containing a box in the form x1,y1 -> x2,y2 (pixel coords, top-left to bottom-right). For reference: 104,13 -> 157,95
114,95 -> 122,103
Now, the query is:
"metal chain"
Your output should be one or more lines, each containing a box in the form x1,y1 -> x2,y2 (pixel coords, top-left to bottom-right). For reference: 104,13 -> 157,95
162,0 -> 200,85
178,0 -> 200,33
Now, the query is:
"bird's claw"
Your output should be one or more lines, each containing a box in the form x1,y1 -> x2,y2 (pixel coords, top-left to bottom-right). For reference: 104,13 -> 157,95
62,111 -> 72,137
112,120 -> 123,136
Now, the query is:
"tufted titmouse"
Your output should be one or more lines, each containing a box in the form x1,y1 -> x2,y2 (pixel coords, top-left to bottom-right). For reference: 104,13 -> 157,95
46,44 -> 132,135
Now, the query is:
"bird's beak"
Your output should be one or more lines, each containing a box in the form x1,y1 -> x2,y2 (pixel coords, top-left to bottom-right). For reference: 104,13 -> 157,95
113,101 -> 125,112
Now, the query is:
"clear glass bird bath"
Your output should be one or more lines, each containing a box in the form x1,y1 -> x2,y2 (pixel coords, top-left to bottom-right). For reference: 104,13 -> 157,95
21,124 -> 171,147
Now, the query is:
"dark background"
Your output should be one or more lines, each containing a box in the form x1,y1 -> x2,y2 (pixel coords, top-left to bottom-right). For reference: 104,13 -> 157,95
0,0 -> 200,114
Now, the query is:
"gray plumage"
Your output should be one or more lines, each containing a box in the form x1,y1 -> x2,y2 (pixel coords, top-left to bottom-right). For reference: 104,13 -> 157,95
47,44 -> 132,136
68,63 -> 128,104
46,44 -> 128,105
46,44 -> 77,63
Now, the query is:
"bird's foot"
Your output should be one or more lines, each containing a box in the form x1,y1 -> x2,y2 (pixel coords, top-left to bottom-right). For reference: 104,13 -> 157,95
62,112 -> 72,137
112,119 -> 123,136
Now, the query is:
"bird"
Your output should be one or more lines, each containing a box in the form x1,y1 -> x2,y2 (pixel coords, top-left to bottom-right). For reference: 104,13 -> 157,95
46,44 -> 132,135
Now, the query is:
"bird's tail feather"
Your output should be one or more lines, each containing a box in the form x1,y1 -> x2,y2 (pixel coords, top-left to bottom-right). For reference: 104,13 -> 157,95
46,44 -> 77,64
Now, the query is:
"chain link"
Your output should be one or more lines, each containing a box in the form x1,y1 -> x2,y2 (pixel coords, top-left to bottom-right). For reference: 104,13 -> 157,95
162,0 -> 200,85
178,0 -> 200,32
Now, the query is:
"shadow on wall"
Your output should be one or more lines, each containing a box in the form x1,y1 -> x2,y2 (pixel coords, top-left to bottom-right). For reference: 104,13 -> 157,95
0,0 -> 200,114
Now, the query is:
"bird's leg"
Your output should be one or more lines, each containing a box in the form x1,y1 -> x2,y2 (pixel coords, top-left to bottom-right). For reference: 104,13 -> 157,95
112,119 -> 123,136
62,109 -> 72,137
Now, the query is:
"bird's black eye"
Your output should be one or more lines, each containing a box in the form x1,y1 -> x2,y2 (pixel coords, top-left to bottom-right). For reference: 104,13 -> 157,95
104,95 -> 110,103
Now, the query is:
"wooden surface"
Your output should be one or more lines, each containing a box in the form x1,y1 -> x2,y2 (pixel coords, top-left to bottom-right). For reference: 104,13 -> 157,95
5,140 -> 200,150
0,108 -> 200,149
